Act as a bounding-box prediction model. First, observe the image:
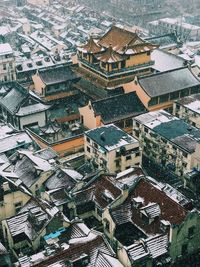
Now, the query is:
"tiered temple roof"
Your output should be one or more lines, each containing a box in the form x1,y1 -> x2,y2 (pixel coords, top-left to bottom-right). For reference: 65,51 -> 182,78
78,26 -> 158,63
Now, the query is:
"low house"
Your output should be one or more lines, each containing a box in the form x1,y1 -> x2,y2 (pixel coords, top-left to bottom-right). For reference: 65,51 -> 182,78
85,124 -> 141,173
79,92 -> 146,133
2,198 -> 70,259
0,82 -> 50,130
102,168 -> 200,266
14,221 -> 124,267
0,149 -> 54,196
0,122 -> 34,157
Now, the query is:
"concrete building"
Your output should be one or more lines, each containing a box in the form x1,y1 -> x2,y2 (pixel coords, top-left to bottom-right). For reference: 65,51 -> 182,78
173,94 -> 200,128
133,110 -> 200,176
85,124 -> 141,173
0,43 -> 16,82
148,18 -> 200,42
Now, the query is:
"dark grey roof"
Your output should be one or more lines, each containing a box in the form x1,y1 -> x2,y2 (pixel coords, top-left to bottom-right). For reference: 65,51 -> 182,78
0,83 -> 28,114
45,168 -> 76,191
92,92 -> 146,124
153,119 -> 200,152
34,148 -> 58,161
139,67 -> 200,97
86,124 -> 137,151
14,156 -> 39,188
38,65 -> 79,85
145,33 -> 178,48
151,49 -> 185,72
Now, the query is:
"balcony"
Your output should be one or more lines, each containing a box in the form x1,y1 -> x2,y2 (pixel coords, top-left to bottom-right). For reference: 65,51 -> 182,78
78,56 -> 155,79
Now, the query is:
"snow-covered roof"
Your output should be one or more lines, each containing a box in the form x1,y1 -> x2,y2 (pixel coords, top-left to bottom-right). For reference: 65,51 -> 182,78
0,43 -> 13,56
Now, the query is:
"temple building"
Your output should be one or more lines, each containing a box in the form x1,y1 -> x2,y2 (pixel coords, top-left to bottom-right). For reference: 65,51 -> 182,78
77,26 -> 158,88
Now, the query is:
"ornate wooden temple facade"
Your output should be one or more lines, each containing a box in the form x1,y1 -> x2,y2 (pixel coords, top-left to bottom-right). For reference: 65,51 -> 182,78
77,26 -> 158,87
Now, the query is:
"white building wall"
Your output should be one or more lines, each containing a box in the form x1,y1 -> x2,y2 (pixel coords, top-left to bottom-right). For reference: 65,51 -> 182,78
19,111 -> 46,129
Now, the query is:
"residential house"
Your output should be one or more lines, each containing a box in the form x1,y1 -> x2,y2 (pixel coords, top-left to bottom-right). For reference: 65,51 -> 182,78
133,110 -> 200,176
14,221 -> 124,267
0,43 -> 16,82
102,168 -> 200,266
79,92 -> 147,133
0,122 -> 34,157
85,124 -> 141,173
0,82 -> 50,130
0,149 -> 55,196
173,93 -> 200,128
2,198 -> 70,259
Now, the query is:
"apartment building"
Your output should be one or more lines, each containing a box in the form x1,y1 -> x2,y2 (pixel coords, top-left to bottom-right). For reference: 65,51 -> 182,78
173,94 -> 200,128
133,110 -> 200,176
0,43 -> 16,82
85,124 -> 141,173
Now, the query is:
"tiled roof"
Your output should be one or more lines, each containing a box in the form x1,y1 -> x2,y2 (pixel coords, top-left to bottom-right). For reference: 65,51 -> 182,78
134,179 -> 187,225
0,83 -> 28,114
127,234 -> 168,262
139,67 -> 200,97
145,33 -> 178,48
93,175 -> 122,209
32,234 -> 115,267
45,168 -> 76,191
86,124 -> 138,151
78,36 -> 103,54
38,65 -> 79,85
0,242 -> 7,255
97,45 -> 126,63
75,175 -> 122,209
0,132 -> 32,154
92,92 -> 146,124
97,26 -> 156,54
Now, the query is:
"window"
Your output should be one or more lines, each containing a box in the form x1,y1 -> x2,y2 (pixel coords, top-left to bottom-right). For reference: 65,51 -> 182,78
87,146 -> 91,153
94,143 -> 98,149
182,151 -> 188,158
144,127 -> 149,133
170,91 -> 179,100
86,137 -> 90,143
126,155 -> 131,160
3,64 -> 6,70
181,244 -> 188,255
188,226 -> 195,238
191,87 -> 199,94
159,94 -> 169,103
149,97 -> 158,106
180,89 -> 189,97
111,62 -> 118,69
115,159 -> 121,167
135,152 -> 140,157
15,202 -> 22,213
136,121 -> 140,127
